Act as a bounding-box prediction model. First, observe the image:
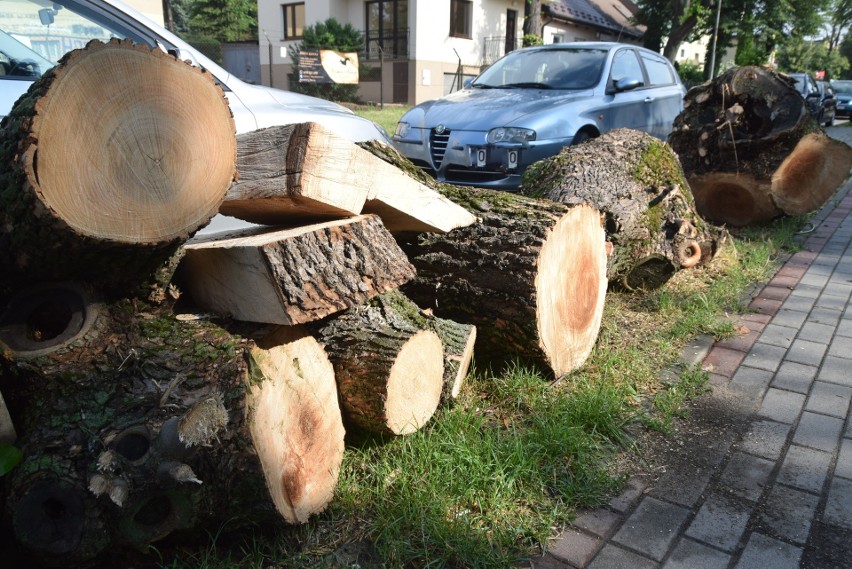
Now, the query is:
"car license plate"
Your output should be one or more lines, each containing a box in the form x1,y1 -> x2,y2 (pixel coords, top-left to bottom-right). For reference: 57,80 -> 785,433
476,148 -> 487,167
508,150 -> 518,169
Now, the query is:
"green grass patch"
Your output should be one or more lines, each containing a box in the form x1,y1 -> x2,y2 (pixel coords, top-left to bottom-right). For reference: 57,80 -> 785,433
352,105 -> 411,137
156,215 -> 810,568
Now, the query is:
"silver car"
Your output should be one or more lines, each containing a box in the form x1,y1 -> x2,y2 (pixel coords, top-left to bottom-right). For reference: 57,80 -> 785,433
392,42 -> 685,191
0,0 -> 388,142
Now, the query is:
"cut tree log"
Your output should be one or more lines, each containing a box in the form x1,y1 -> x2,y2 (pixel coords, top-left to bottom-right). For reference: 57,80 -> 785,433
523,129 -> 725,290
359,143 -> 608,378
668,66 -> 852,226
177,214 -> 416,325
0,297 -> 346,564
223,122 -> 477,233
0,39 -> 236,297
311,291 -> 445,435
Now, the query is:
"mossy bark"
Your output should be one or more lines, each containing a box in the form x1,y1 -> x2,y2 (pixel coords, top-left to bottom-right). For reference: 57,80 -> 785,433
0,297 -> 324,564
522,129 -> 726,290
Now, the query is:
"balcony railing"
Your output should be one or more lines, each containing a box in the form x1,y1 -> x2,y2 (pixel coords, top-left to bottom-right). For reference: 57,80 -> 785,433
482,36 -> 522,66
362,28 -> 410,61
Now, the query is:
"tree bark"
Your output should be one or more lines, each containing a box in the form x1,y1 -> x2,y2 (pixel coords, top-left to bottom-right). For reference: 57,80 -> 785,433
523,128 -> 725,290
311,292 -> 445,436
358,142 -> 608,378
225,123 -> 476,234
668,66 -> 852,226
0,296 -> 345,564
0,39 -> 236,298
177,214 -> 416,325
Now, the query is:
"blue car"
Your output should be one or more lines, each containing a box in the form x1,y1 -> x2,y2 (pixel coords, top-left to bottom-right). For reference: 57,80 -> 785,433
392,42 -> 685,191
831,80 -> 852,119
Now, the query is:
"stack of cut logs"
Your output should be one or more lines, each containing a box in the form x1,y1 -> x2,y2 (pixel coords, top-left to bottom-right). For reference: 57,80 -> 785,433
0,40 -> 616,565
3,41 -> 844,567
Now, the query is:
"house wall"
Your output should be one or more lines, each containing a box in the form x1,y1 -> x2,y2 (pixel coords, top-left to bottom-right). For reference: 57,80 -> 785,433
126,0 -> 164,26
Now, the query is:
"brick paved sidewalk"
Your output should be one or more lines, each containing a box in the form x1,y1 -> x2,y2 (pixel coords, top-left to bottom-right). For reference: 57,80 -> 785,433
532,136 -> 852,569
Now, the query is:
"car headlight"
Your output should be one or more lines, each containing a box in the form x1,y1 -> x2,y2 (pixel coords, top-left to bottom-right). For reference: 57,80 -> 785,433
487,127 -> 536,144
394,121 -> 411,138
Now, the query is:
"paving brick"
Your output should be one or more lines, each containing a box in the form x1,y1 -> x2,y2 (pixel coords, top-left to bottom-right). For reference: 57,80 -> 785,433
684,494 -> 751,552
611,497 -> 689,561
608,477 -> 648,514
815,293 -> 849,311
778,264 -> 807,280
525,553 -> 567,569
756,324 -> 797,349
789,250 -> 818,266
804,520 -> 852,569
649,468 -> 711,508
771,275 -> 801,289
776,445 -> 832,493
817,355 -> 852,388
758,388 -> 807,424
586,545 -> 658,569
548,528 -> 602,568
749,296 -> 782,316
701,346 -> 745,378
807,307 -> 843,327
799,321 -> 837,344
679,335 -> 715,368
790,283 -> 823,299
839,317 -> 852,338
836,438 -> 852,481
743,343 -> 788,373
781,293 -> 818,313
771,308 -> 810,329
740,312 -> 772,328
785,338 -> 828,367
827,333 -> 852,360
737,419 -> 791,460
759,486 -> 819,545
805,382 -> 852,418
799,272 -> 829,288
734,533 -> 802,569
770,361 -> 818,394
719,452 -> 774,501
759,284 -> 792,301
714,328 -> 760,353
572,509 -> 622,539
823,476 -> 852,530
793,412 -> 844,453
661,538 -> 731,569
728,366 -> 773,399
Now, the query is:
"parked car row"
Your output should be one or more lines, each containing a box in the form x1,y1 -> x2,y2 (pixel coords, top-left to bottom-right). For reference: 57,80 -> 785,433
787,72 -> 837,127
831,79 -> 852,119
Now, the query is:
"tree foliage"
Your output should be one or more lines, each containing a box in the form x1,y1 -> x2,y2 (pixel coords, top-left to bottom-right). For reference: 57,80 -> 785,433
187,0 -> 257,42
776,37 -> 850,78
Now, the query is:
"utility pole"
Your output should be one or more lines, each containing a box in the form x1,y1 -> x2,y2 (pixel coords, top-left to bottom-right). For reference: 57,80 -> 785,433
708,0 -> 723,79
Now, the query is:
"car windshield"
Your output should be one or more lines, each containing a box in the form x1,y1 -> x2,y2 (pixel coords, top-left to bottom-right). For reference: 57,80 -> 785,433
1,0 -> 125,80
832,80 -> 852,94
472,47 -> 608,90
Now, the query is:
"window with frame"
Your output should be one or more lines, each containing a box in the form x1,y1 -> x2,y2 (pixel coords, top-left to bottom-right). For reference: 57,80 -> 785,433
365,0 -> 409,59
641,54 -> 674,86
283,3 -> 305,40
450,0 -> 472,38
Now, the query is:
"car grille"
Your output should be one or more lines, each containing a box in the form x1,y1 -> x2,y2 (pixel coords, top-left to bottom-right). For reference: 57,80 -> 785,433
430,128 -> 450,167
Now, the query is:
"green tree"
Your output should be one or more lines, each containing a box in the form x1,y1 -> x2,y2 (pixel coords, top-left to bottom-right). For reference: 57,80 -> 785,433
776,37 -> 850,78
289,19 -> 364,103
188,0 -> 257,42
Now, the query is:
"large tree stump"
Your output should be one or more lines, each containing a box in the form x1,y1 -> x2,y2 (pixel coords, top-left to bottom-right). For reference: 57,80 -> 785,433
0,292 -> 345,564
311,291 -> 446,435
359,143 -> 608,377
668,66 -> 852,226
0,39 -> 236,298
522,129 -> 725,290
177,214 -> 416,325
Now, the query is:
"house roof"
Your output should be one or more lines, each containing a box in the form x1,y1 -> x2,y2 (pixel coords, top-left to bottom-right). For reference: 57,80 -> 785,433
543,0 -> 645,39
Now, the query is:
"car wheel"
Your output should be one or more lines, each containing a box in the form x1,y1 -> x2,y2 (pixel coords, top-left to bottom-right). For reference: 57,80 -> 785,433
572,130 -> 595,146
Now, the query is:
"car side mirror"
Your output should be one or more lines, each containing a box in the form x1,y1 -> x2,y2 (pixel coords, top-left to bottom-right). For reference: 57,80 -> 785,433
463,78 -> 473,88
614,77 -> 643,92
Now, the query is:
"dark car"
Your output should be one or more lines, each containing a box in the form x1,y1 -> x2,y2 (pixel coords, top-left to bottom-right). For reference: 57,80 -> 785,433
787,72 -> 824,122
831,79 -> 852,119
392,42 -> 685,191
816,81 -> 837,126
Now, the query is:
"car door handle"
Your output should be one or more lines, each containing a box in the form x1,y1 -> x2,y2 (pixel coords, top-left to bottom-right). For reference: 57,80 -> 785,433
644,97 -> 655,103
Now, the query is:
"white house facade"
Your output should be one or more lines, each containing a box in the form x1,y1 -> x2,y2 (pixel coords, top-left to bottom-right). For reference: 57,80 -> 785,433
256,0 -> 644,105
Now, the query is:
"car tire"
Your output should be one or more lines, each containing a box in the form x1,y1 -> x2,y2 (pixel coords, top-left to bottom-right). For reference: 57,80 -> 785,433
572,130 -> 595,146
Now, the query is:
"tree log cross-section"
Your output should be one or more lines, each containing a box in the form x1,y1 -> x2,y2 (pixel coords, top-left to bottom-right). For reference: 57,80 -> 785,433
178,214 -> 416,325
0,38 -> 236,296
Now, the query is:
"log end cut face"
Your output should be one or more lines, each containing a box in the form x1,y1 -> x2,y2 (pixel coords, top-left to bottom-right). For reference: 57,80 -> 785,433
535,204 -> 607,376
248,329 -> 346,524
385,330 -> 444,435
29,39 -> 236,243
689,173 -> 781,227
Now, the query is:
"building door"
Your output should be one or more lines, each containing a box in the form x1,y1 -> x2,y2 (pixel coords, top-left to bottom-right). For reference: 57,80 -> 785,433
505,9 -> 517,54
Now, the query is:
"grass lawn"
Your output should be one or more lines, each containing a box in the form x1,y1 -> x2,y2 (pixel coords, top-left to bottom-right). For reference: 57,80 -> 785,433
353,105 -> 411,137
